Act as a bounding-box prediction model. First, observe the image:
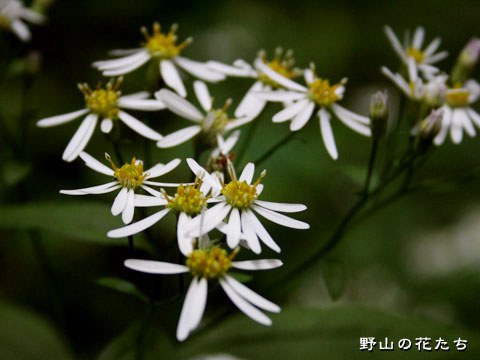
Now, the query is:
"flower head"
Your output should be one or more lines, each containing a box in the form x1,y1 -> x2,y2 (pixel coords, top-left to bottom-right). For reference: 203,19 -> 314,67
0,0 -> 45,42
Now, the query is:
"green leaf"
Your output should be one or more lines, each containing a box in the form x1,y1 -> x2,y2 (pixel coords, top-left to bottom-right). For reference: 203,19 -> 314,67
96,277 -> 149,303
178,306 -> 480,360
320,258 -> 347,301
98,312 -> 173,360
0,301 -> 73,360
0,201 -> 136,245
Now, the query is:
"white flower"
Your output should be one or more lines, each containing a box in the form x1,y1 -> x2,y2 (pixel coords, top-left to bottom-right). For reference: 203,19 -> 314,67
184,158 -> 309,254
253,64 -> 371,160
107,168 -> 218,256
0,0 -> 45,42
36,78 -> 165,162
92,23 -> 225,97
434,80 -> 480,145
384,25 -> 448,78
60,152 -> 181,224
154,81 -> 252,149
206,48 -> 301,119
124,246 -> 282,341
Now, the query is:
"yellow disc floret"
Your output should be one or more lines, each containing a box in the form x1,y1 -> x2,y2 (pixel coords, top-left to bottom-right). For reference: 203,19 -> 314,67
221,165 -> 266,210
79,78 -> 121,119
406,46 -> 425,63
163,176 -> 208,217
141,22 -> 191,59
187,247 -> 237,279
202,99 -> 232,133
258,48 -> 300,88
446,83 -> 470,107
307,77 -> 345,106
106,154 -> 146,189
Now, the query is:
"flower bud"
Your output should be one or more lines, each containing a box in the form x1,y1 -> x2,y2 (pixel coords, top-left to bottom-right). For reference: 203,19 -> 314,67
369,91 -> 388,138
451,37 -> 480,85
412,109 -> 443,153
423,75 -> 447,107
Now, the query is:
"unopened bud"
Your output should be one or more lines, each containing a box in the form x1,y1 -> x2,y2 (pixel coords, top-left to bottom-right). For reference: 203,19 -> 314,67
412,109 -> 443,153
369,91 -> 389,138
451,37 -> 480,84
424,75 -> 447,107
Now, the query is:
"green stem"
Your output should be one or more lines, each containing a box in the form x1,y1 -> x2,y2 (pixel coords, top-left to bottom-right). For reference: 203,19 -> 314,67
254,131 -> 295,166
364,138 -> 379,194
235,119 -> 260,167
112,141 -> 124,164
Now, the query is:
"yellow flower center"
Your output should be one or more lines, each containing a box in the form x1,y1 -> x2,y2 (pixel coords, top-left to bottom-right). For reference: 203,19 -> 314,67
141,23 -> 190,59
106,154 -> 146,189
446,83 -> 470,107
164,176 -> 208,217
258,49 -> 299,88
79,78 -> 121,119
406,46 -> 425,63
186,248 -> 236,279
221,166 -> 265,210
307,78 -> 344,106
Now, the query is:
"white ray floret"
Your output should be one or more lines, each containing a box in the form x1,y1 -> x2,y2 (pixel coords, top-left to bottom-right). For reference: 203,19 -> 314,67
36,78 -> 165,162
253,64 -> 371,160
0,0 -> 45,42
92,23 -> 225,97
124,247 -> 282,341
60,152 -> 181,224
184,158 -> 309,254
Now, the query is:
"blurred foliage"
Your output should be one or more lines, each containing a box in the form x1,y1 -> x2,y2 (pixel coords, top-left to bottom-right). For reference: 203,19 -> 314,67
1,0 -> 480,358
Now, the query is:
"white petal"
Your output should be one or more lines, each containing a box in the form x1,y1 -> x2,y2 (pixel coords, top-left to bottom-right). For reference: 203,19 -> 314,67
120,91 -> 150,99
100,118 -> 113,133
225,275 -> 280,313
384,26 -> 407,63
290,101 -> 315,131
193,80 -> 212,112
108,48 -> 144,56
450,109 -> 464,144
424,37 -> 441,57
407,57 -> 418,83
36,109 -> 89,128
175,56 -> 226,82
124,259 -> 189,274
218,130 -> 240,154
254,90 -> 306,102
20,9 -> 45,24
108,208 -> 170,238
272,99 -> 309,123
118,97 -> 166,111
206,60 -> 253,77
254,200 -> 306,213
111,187 -> 128,216
160,60 -> 186,97
467,108 -> 480,128
412,27 -> 425,49
257,63 -> 307,92
118,111 -> 162,141
425,51 -> 448,64
304,68 -> 314,84
140,185 -> 162,197
318,108 -> 338,160
331,103 -> 370,125
252,205 -> 309,229
94,50 -> 148,70
186,202 -> 231,237
62,113 -> 98,162
156,126 -> 202,148
134,194 -> 168,207
224,116 -> 255,131
241,210 -> 262,254
102,52 -> 151,76
220,279 -> 272,325
226,208 -> 241,249
176,278 -> 207,342
239,162 -> 255,184
232,259 -> 283,271
11,19 -> 30,42
235,81 -> 267,119
331,106 -> 371,137
60,182 -> 120,195
434,106 -> 452,146
155,89 -> 203,122
145,158 -> 181,179
121,189 -> 135,224
177,212 -> 194,256
186,158 -> 222,190
78,152 -> 115,176
243,209 -> 280,253
459,109 -> 476,137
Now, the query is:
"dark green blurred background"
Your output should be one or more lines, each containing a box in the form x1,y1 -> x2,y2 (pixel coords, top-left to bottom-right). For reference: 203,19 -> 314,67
1,0 -> 480,359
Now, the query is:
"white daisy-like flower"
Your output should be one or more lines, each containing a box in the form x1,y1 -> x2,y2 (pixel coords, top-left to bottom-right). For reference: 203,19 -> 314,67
92,23 -> 225,97
384,25 -> 448,78
206,48 -> 302,119
124,245 -> 282,342
253,64 -> 371,160
36,78 -> 165,162
206,130 -> 241,174
60,152 -> 181,224
434,80 -> 480,145
381,57 -> 448,104
107,168 -> 219,256
184,158 -> 309,254
154,81 -> 252,149
0,0 -> 45,42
